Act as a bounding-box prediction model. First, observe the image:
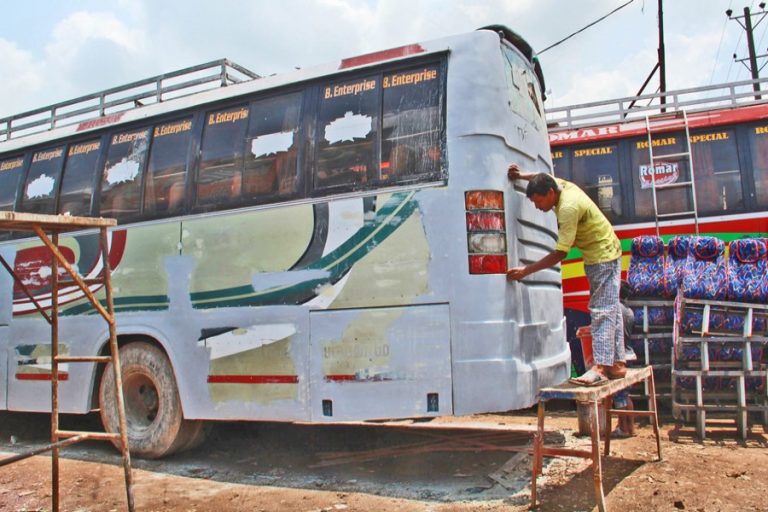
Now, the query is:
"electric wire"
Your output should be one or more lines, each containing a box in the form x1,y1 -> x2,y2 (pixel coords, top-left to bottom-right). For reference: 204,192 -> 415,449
709,1 -> 734,85
539,0 -> 635,54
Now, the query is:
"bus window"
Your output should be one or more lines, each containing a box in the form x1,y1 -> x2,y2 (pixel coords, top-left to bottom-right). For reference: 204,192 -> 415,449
197,105 -> 249,208
551,148 -> 570,181
501,44 -> 545,133
570,143 -> 623,222
59,139 -> 101,217
630,134 -> 692,220
315,75 -> 378,190
144,118 -> 193,216
381,65 -> 443,183
0,156 -> 25,211
748,124 -> 768,208
690,129 -> 743,214
20,146 -> 66,215
100,127 -> 151,221
244,93 -> 302,199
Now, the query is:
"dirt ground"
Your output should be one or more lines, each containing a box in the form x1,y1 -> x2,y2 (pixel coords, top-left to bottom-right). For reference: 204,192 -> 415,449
1,410 -> 767,512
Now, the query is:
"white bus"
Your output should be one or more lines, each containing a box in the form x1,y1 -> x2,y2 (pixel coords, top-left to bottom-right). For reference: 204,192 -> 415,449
0,25 -> 568,458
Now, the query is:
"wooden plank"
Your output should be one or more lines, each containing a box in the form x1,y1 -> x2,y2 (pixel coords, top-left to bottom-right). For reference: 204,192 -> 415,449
538,367 -> 653,402
0,211 -> 116,232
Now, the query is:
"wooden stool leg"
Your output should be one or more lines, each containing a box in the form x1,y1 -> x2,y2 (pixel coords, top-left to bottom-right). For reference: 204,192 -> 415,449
589,400 -> 607,512
604,396 -> 612,456
647,371 -> 662,460
531,400 -> 545,509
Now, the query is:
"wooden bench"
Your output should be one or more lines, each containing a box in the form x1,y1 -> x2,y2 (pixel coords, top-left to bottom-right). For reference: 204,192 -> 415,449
531,366 -> 662,512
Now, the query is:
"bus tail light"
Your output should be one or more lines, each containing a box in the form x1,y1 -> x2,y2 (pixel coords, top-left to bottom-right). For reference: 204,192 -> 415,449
465,190 -> 507,274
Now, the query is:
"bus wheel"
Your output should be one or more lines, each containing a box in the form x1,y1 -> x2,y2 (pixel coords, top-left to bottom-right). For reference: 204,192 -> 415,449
99,341 -> 189,459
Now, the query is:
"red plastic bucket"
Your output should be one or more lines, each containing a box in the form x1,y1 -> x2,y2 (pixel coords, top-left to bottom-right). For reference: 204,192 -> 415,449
576,325 -> 593,368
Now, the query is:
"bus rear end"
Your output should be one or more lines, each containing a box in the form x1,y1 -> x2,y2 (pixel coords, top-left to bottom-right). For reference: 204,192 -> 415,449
430,27 -> 569,414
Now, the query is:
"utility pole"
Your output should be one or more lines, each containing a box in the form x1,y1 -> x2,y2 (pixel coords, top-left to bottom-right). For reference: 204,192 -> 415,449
727,3 -> 768,100
658,0 -> 666,109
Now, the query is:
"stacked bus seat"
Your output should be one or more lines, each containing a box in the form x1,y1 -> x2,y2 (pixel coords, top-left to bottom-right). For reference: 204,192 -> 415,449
627,235 -> 671,327
672,236 -> 768,439
625,235 -> 676,403
661,235 -> 690,297
680,236 -> 727,333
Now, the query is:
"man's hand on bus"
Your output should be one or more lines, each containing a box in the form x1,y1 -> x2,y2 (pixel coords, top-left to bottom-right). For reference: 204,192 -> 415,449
507,163 -> 534,181
507,251 -> 567,281
506,266 -> 529,281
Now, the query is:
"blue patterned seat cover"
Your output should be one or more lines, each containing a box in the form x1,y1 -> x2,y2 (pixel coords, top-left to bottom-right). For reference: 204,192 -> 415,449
727,238 -> 768,302
627,236 -> 665,297
661,236 -> 691,297
681,236 -> 726,300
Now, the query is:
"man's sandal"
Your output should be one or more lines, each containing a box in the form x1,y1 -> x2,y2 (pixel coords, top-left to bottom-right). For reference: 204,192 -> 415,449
569,368 -> 608,387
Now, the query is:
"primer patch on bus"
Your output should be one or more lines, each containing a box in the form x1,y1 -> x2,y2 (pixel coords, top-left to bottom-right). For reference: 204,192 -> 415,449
250,131 -> 294,157
324,111 -> 372,143
251,269 -> 329,293
104,158 -> 140,185
204,327 -> 299,404
26,174 -> 55,199
14,343 -> 70,380
199,323 -> 296,360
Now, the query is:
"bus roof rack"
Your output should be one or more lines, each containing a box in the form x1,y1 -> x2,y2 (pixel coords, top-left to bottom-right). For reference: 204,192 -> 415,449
546,77 -> 768,130
0,58 -> 260,142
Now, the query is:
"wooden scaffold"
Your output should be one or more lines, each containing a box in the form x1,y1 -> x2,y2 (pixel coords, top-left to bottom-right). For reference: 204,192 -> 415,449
0,211 -> 134,512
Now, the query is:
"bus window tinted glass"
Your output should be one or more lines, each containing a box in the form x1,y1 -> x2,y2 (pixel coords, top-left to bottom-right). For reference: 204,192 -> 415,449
570,143 -> 623,222
0,156 -> 25,211
630,134 -> 693,219
145,118 -> 192,216
551,148 -> 570,180
316,75 -> 378,190
21,147 -> 65,214
690,129 -> 742,214
59,140 -> 101,216
198,105 -> 248,208
100,128 -> 151,220
501,44 -> 546,133
381,65 -> 442,183
244,93 -> 302,199
749,124 -> 768,208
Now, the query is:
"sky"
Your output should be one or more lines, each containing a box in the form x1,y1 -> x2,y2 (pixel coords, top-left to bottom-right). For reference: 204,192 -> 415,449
0,0 -> 763,119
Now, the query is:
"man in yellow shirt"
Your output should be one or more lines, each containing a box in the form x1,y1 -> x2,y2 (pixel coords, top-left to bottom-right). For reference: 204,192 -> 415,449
506,164 -> 626,385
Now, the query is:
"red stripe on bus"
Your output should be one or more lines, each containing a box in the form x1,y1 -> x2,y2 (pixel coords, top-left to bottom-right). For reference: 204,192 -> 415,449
325,374 -> 357,381
16,373 -> 69,381
339,44 -> 425,69
207,375 -> 298,384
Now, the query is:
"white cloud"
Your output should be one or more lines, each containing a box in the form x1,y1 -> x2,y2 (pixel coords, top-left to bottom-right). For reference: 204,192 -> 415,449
45,11 -> 145,64
0,39 -> 45,116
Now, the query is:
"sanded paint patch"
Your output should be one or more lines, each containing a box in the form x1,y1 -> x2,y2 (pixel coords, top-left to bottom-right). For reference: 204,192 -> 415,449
207,338 -> 298,404
14,343 -> 70,380
328,206 -> 430,309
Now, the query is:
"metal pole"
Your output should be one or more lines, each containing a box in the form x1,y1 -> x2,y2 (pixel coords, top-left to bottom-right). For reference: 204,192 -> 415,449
51,232 -> 60,512
658,0 -> 667,110
745,7 -> 762,99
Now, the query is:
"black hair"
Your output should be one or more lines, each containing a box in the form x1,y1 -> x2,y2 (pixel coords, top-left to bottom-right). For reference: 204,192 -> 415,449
526,173 -> 558,198
619,280 -> 632,300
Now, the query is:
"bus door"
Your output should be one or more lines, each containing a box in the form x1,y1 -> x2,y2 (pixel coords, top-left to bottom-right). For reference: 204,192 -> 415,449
309,303 -> 453,421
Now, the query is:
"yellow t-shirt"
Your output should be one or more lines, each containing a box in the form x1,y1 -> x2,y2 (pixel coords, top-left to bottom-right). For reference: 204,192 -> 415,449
553,178 -> 621,265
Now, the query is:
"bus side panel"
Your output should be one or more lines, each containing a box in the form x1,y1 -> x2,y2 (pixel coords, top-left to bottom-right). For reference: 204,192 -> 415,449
309,304 -> 452,421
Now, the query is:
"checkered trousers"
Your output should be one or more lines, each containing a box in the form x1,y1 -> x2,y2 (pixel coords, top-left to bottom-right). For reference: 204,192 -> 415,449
584,257 -> 625,366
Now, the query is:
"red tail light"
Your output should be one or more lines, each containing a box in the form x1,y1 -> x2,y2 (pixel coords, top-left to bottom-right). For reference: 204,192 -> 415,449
465,190 -> 507,274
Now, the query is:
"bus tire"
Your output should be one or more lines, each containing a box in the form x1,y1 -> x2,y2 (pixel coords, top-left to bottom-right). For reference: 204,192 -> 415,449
99,341 -> 188,459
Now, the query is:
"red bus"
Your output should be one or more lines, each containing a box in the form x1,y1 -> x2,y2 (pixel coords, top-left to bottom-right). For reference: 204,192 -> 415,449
546,78 -> 768,362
